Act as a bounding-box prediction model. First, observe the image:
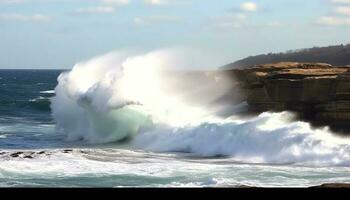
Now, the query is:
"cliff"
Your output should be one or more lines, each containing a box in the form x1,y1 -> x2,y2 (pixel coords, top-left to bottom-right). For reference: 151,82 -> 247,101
223,62 -> 350,131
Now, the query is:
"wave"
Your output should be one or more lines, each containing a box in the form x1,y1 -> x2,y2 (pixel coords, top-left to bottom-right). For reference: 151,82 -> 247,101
0,97 -> 51,112
40,90 -> 55,94
28,96 -> 51,111
51,48 -> 350,166
134,112 -> 350,166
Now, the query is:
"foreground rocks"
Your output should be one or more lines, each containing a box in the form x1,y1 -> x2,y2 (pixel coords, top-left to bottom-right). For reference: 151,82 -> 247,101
310,183 -> 350,188
221,62 -> 350,131
0,149 -> 74,159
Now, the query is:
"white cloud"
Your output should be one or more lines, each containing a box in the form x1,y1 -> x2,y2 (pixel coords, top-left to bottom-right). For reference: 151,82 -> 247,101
0,0 -> 27,3
335,6 -> 350,15
317,1 -> 350,26
240,2 -> 258,12
133,15 -> 181,25
101,0 -> 130,5
75,6 -> 115,14
0,13 -> 51,22
316,16 -> 350,26
144,0 -> 168,5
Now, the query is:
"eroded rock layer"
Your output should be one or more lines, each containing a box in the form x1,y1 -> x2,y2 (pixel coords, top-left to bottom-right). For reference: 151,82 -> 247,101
222,62 -> 350,130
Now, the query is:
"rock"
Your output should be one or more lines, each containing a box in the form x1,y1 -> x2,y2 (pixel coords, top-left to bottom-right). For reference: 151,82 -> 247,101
310,183 -> 350,188
37,151 -> 45,155
10,152 -> 23,158
236,185 -> 258,188
23,155 -> 34,159
221,62 -> 350,130
62,149 -> 73,153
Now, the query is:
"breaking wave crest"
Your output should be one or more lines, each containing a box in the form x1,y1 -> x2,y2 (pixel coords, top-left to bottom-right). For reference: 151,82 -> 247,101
51,49 -> 350,166
135,112 -> 350,166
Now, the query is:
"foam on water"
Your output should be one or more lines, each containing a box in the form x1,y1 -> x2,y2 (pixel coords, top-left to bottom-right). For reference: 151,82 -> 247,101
51,49 -> 350,167
135,112 -> 350,166
2,148 -> 350,187
40,90 -> 55,94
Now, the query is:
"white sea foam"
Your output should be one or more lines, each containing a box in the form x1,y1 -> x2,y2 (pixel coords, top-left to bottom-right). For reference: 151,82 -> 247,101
134,112 -> 350,166
51,48 -> 231,143
40,90 -> 55,94
2,149 -> 350,187
29,96 -> 48,102
51,48 -> 350,166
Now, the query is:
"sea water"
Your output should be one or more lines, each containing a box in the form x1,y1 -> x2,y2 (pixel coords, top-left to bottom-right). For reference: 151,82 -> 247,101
1,50 -> 350,187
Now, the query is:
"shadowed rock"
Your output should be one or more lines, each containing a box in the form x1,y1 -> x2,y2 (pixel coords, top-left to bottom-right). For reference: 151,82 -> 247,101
310,183 -> 350,188
0,149 -> 75,159
219,62 -> 350,132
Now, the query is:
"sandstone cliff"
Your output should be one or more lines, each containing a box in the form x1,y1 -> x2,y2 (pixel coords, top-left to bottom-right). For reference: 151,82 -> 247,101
223,62 -> 350,131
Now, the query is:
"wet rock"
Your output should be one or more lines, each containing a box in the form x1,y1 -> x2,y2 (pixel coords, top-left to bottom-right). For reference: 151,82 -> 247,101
23,155 -> 34,159
62,149 -> 73,153
310,183 -> 350,188
237,185 -> 258,188
10,152 -> 23,158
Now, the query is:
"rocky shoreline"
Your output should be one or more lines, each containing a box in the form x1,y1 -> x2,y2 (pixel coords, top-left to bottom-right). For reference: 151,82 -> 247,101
214,62 -> 350,132
1,149 -> 350,188
0,149 -> 73,159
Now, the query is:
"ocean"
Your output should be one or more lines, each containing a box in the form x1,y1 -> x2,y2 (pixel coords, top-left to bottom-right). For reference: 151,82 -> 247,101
1,67 -> 350,187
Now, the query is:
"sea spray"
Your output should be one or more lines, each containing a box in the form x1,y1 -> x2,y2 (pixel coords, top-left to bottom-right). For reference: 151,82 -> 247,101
134,112 -> 350,166
51,49 -> 232,143
51,48 -> 350,166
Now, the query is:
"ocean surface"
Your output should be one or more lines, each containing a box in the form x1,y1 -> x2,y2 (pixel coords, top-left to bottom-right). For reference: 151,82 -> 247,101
1,69 -> 350,188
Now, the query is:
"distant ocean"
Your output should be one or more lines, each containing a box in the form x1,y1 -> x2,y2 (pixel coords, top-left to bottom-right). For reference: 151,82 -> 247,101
1,69 -> 350,188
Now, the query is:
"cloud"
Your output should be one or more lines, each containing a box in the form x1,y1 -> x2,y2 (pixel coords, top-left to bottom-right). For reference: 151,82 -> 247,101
74,6 -> 115,14
72,0 -> 130,15
209,7 -> 284,31
143,0 -> 168,5
101,0 -> 130,5
133,15 -> 181,25
240,2 -> 258,12
0,13 -> 51,22
316,16 -> 350,26
317,0 -> 350,26
0,0 -> 27,3
335,6 -> 350,15
143,0 -> 191,6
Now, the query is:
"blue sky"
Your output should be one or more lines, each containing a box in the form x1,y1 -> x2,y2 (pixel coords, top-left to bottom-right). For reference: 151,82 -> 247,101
0,0 -> 350,69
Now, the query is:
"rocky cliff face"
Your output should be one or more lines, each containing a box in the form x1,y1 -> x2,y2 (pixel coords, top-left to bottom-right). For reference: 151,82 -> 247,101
222,62 -> 350,130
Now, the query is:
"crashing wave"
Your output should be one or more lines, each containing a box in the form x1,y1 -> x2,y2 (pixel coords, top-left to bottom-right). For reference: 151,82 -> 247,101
51,48 -> 350,166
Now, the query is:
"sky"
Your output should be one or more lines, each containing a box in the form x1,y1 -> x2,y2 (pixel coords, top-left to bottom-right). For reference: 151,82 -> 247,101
0,0 -> 350,69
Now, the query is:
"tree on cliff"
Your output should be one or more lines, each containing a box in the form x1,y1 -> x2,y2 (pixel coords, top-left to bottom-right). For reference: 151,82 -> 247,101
221,43 -> 350,69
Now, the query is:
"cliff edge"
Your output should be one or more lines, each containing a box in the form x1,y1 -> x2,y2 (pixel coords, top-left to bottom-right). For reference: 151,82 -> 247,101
224,62 -> 350,131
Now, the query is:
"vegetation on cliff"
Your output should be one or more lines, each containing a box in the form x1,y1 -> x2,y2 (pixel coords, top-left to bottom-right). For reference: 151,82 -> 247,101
222,43 -> 350,69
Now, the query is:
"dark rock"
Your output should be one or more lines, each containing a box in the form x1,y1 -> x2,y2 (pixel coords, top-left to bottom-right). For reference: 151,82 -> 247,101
10,152 -> 23,158
310,183 -> 350,188
23,155 -> 34,159
62,149 -> 73,153
219,62 -> 350,131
